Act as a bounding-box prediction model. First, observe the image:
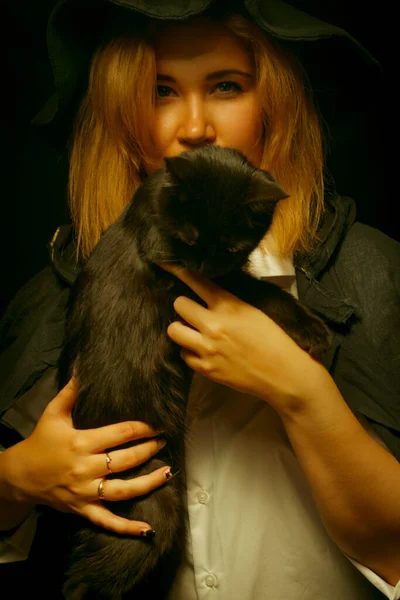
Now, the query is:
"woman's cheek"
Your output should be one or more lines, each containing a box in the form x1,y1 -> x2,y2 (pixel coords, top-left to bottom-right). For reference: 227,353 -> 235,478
214,103 -> 263,164
152,101 -> 178,139
144,111 -> 179,173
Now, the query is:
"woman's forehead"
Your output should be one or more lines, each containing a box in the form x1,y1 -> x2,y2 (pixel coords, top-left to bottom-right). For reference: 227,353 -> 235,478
152,17 -> 252,66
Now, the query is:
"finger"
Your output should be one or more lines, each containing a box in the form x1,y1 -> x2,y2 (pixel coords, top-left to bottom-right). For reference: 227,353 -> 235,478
173,295 -> 210,331
85,421 -> 162,454
180,348 -> 205,372
94,465 -> 172,502
84,503 -> 154,536
167,321 -> 206,355
158,263 -> 227,308
47,377 -> 79,417
92,438 -> 167,476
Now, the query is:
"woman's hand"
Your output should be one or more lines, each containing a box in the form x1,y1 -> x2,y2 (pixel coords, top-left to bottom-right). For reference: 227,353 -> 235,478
0,378 -> 169,535
160,263 -> 326,414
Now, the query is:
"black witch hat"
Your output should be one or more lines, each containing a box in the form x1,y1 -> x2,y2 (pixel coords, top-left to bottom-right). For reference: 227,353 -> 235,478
32,0 -> 380,127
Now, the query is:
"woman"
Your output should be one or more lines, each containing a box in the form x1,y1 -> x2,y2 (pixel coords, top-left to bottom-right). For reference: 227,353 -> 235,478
1,1 -> 399,598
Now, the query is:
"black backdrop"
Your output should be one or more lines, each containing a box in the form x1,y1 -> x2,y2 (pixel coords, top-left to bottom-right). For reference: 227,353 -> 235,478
2,0 -> 390,318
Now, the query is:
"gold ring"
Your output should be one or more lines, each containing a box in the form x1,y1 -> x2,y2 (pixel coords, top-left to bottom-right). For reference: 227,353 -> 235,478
105,452 -> 112,472
98,479 -> 107,500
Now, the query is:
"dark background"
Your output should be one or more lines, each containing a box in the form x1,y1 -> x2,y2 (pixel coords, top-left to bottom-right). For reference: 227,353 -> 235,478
2,0 -> 391,318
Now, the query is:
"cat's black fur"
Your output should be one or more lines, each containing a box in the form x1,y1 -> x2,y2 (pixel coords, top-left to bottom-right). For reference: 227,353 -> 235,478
58,146 -> 332,599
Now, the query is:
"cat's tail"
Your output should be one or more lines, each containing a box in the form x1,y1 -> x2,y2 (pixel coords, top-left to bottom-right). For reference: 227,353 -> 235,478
62,462 -> 185,599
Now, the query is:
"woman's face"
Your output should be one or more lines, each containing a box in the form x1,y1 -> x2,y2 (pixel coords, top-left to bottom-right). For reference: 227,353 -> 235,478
145,18 -> 264,173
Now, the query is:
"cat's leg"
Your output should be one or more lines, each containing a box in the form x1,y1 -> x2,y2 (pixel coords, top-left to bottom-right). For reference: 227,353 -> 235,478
215,271 -> 332,358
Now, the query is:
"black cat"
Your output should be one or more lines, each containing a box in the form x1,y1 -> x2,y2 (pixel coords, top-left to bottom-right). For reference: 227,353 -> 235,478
58,145 -> 331,599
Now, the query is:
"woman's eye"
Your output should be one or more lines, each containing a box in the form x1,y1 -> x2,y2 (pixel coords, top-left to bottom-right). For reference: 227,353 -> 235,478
156,85 -> 175,98
213,81 -> 243,95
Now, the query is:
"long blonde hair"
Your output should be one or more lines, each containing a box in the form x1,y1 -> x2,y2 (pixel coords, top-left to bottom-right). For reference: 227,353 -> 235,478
69,13 -> 325,262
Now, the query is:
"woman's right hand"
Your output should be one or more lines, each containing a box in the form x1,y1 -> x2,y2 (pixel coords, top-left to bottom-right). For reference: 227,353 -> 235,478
1,377 -> 169,535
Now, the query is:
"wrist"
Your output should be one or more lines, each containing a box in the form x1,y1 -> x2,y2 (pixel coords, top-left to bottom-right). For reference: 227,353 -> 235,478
0,441 -> 36,507
260,352 -> 331,419
0,443 -> 36,531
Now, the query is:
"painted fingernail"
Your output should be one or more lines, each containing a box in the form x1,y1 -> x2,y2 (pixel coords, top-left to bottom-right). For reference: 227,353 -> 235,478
164,467 -> 174,480
157,439 -> 167,450
140,529 -> 156,538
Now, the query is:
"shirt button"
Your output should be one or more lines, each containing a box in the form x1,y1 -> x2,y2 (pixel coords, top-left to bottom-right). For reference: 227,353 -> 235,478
205,573 -> 218,588
197,490 -> 209,504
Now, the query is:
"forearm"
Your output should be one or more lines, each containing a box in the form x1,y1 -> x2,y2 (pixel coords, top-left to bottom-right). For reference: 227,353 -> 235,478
0,445 -> 35,531
274,361 -> 400,585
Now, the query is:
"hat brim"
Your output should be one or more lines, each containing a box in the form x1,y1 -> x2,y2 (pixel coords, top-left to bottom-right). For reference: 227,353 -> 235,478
32,0 -> 380,126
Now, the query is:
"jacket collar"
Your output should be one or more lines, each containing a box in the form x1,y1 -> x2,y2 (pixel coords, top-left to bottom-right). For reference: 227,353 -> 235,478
295,193 -> 357,276
48,225 -> 80,286
294,194 -> 358,326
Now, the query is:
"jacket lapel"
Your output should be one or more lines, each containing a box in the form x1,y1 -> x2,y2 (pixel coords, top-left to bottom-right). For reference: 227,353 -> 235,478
294,194 -> 359,372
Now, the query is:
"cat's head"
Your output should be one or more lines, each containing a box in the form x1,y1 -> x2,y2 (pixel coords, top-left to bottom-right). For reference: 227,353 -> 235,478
156,145 -> 289,278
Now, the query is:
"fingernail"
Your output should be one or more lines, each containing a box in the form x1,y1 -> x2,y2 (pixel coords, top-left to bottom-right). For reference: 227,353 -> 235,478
140,529 -> 156,538
157,439 -> 167,450
164,467 -> 174,480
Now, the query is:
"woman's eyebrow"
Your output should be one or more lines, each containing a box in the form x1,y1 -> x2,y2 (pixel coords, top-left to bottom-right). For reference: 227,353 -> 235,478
156,69 -> 253,82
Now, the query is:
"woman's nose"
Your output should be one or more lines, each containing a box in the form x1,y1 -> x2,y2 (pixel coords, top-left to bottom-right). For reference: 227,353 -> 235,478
177,98 -> 216,146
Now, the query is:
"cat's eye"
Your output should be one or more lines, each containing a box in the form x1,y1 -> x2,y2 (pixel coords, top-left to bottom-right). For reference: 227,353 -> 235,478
186,240 -> 197,246
227,247 -> 239,253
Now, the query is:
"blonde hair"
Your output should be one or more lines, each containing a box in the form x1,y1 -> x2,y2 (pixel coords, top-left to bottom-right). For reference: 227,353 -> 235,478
69,13 -> 325,262
223,16 -> 325,257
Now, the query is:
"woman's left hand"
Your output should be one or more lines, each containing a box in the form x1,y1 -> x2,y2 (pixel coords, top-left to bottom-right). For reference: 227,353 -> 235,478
159,264 -> 325,414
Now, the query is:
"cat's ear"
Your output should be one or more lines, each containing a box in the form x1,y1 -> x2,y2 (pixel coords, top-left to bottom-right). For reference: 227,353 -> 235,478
164,155 -> 193,181
246,170 -> 289,205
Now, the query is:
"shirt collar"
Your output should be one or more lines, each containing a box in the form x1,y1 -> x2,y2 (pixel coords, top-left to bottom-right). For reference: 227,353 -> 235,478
246,245 -> 298,297
247,245 -> 295,279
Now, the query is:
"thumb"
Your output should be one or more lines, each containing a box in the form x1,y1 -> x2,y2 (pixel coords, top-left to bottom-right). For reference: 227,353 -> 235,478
49,377 -> 79,418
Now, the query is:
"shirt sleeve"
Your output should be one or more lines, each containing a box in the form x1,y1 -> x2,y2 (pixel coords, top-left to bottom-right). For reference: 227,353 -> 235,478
341,416 -> 400,599
342,552 -> 400,600
0,511 -> 37,564
0,446 -> 37,564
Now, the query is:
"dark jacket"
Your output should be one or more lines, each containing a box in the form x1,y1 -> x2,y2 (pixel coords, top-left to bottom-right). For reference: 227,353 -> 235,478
1,194 -> 399,460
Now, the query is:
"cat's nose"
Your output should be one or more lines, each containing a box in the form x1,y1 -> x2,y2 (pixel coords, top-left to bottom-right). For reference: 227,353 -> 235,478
196,260 -> 208,276
197,261 -> 219,278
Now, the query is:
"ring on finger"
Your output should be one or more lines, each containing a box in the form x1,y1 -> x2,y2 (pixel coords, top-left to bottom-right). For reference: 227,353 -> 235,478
98,479 -> 107,500
105,452 -> 112,473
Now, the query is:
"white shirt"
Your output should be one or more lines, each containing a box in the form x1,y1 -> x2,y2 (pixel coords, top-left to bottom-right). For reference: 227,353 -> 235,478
1,248 -> 399,599
167,247 -> 400,599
